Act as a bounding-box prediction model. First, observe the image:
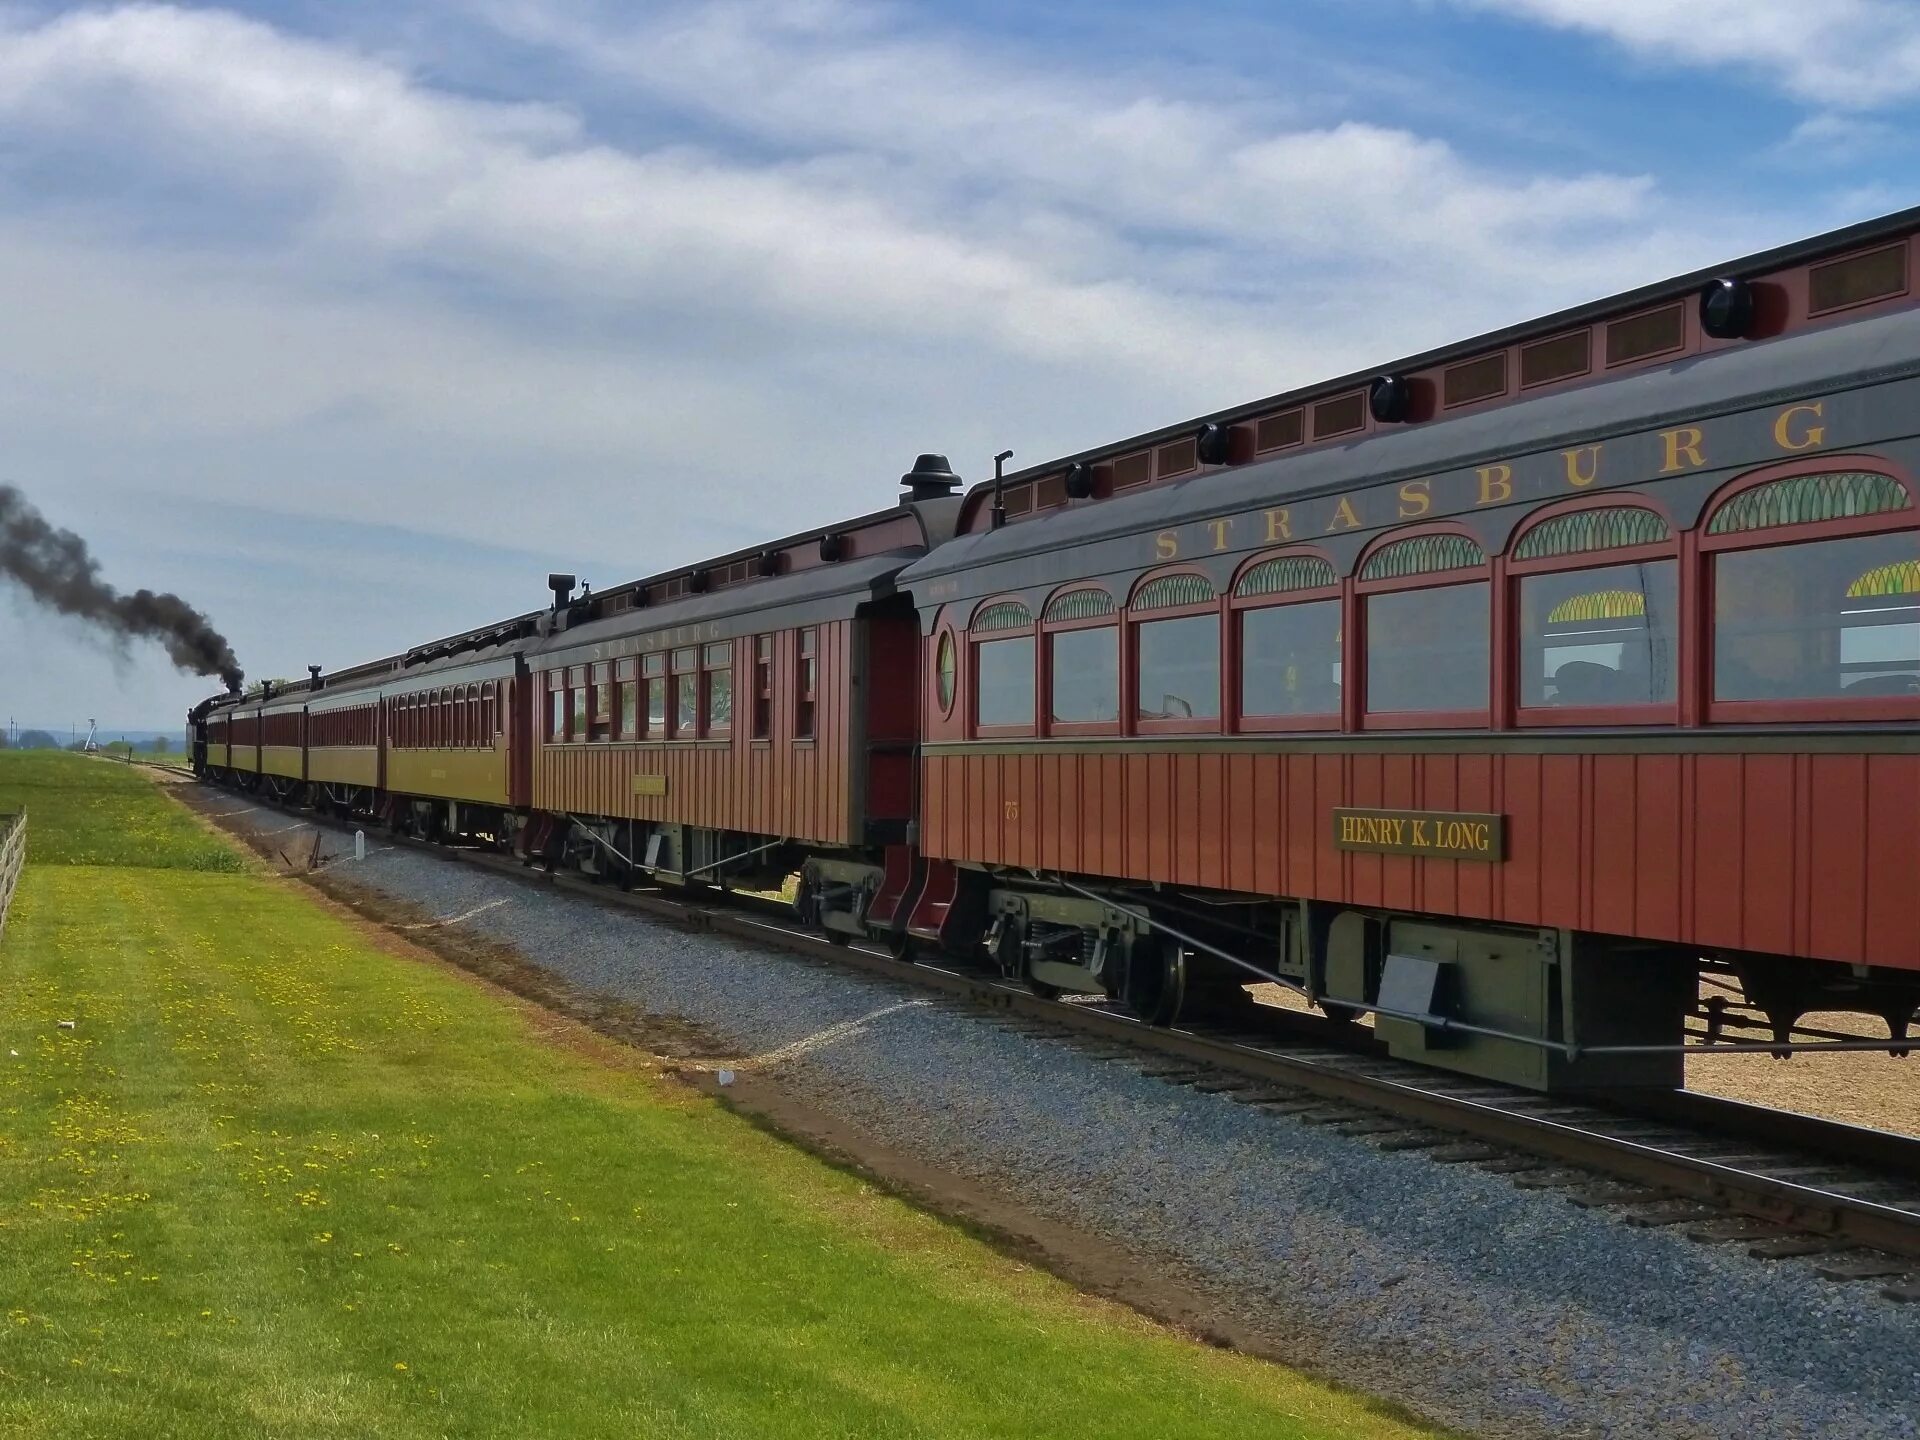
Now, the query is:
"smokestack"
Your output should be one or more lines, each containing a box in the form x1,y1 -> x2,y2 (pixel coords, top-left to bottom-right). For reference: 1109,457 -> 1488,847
548,573 -> 576,611
0,484 -> 244,691
308,665 -> 322,690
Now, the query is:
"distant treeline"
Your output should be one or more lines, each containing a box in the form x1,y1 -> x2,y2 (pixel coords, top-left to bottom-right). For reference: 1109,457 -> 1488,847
3,732 -> 178,753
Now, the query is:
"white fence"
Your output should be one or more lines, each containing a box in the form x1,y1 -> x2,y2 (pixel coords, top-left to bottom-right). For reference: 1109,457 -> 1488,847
0,812 -> 25,939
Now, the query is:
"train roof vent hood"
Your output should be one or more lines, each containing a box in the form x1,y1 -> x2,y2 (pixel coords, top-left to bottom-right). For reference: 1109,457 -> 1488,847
901,453 -> 960,500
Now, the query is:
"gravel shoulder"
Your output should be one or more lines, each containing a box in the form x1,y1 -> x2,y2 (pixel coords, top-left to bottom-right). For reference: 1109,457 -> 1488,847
185,790 -> 1920,1440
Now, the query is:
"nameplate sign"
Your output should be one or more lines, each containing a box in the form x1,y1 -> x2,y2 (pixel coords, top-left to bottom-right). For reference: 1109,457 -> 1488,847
1333,808 -> 1504,861
632,774 -> 668,797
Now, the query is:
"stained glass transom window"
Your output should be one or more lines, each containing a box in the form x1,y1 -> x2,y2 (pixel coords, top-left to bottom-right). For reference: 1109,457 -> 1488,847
1513,507 -> 1671,560
1707,471 -> 1912,535
1359,533 -> 1485,583
1235,555 -> 1337,597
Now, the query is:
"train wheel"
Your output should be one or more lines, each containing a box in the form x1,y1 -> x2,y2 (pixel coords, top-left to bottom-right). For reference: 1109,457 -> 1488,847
886,930 -> 916,964
1127,936 -> 1187,1027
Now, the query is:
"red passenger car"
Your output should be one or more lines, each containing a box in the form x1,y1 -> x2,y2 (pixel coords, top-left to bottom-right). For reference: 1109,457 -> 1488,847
900,214 -> 1920,1089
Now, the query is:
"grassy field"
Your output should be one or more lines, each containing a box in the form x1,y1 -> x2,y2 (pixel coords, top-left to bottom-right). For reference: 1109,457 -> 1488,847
0,753 -> 1442,1438
0,752 -> 237,871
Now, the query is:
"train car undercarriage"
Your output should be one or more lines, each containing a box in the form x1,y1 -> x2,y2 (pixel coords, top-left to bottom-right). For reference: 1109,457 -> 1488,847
193,762 -> 1920,1095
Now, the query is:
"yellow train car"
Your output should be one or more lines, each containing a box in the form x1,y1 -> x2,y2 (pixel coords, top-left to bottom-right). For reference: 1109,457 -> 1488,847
382,657 -> 517,810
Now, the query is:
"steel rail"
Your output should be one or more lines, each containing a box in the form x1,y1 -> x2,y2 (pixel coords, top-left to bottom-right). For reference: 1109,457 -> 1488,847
195,785 -> 1920,1266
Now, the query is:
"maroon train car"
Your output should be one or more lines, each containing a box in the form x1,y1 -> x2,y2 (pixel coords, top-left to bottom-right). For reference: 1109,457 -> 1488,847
898,212 -> 1920,1090
516,463 -> 961,929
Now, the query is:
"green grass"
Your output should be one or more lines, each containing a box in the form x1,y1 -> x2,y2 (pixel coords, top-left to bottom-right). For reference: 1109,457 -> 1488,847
0,752 -> 239,871
0,763 -> 1443,1439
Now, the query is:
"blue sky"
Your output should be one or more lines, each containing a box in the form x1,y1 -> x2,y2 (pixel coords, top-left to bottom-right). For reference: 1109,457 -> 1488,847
3,0 -> 1919,731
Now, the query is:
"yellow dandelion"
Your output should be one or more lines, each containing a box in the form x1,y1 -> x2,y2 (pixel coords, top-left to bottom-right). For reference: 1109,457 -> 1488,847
393,1362 -> 409,1372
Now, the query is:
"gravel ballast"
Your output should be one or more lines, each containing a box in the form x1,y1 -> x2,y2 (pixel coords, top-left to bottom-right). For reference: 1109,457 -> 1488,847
206,798 -> 1920,1440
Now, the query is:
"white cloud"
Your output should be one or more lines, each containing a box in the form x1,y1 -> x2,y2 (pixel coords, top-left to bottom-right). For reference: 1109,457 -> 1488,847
0,1 -> 1820,724
1448,0 -> 1920,109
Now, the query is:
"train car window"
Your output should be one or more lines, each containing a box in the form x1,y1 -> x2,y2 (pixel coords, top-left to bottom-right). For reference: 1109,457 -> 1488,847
970,601 -> 1034,734
547,671 -> 565,742
752,637 -> 775,737
976,636 -> 1037,729
643,652 -> 666,738
1042,588 -> 1117,732
1241,601 -> 1342,719
753,636 -> 774,739
671,648 -> 698,737
1366,583 -> 1489,713
1703,469 -> 1919,716
614,660 -> 636,739
796,628 -> 817,738
1131,573 -> 1219,730
1713,533 -> 1919,701
1050,628 -> 1117,724
590,663 -> 612,741
1519,562 -> 1678,708
933,631 -> 956,718
1358,531 -> 1490,724
570,667 -> 589,743
704,642 -> 733,737
1235,553 -> 1341,726
1136,615 -> 1219,722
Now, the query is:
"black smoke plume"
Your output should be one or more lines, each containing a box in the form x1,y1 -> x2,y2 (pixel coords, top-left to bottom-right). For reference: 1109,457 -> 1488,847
0,484 -> 243,692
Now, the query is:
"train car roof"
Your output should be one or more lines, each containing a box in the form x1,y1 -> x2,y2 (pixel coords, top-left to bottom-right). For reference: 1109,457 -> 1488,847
902,296 -> 1920,592
950,204 -> 1920,536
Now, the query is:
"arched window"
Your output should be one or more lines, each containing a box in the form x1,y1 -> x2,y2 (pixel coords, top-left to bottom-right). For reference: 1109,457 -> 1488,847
1232,551 -> 1340,729
1131,571 -> 1220,731
1042,587 -> 1118,733
1703,466 -> 1918,716
970,599 -> 1035,733
1357,530 -> 1490,725
1508,502 -> 1678,722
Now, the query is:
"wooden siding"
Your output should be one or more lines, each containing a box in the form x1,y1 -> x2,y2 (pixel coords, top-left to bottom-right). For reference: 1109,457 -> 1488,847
309,747 -> 378,789
920,746 -> 1920,973
228,744 -> 259,773
533,620 -> 856,846
261,745 -> 304,781
386,744 -> 510,807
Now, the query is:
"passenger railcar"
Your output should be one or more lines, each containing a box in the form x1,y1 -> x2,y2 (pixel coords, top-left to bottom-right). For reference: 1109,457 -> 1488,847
190,207 -> 1920,1093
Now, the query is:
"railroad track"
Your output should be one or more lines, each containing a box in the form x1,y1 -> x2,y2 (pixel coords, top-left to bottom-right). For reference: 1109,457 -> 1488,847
191,783 -> 1920,1303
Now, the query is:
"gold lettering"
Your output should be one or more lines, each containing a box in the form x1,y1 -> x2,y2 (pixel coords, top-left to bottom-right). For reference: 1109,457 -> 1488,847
1325,496 -> 1360,531
1562,444 -> 1601,488
1412,819 -> 1430,847
1209,518 -> 1233,551
1264,507 -> 1292,542
1774,402 -> 1826,452
1659,427 -> 1705,473
1155,530 -> 1179,560
1397,479 -> 1431,518
1476,465 -> 1513,505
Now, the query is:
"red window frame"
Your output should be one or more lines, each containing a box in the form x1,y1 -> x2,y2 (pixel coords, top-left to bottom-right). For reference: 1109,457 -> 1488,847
968,600 -> 1036,739
670,648 -> 699,738
1700,458 -> 1920,725
613,659 -> 636,739
1039,586 -> 1118,738
752,635 -> 774,740
1229,548 -> 1343,734
1128,569 -> 1222,736
703,642 -> 733,738
589,662 -> 612,742
1354,526 -> 1493,731
1507,497 -> 1681,729
641,652 -> 666,739
795,628 -> 818,739
545,670 -> 565,742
